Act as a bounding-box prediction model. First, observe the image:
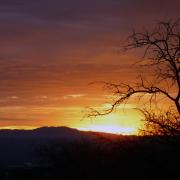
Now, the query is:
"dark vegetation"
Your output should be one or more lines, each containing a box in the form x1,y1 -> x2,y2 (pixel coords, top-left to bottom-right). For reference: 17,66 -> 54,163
0,127 -> 180,180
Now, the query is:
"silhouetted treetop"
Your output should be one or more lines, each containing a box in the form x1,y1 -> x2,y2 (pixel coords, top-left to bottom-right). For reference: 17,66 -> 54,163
88,19 -> 180,135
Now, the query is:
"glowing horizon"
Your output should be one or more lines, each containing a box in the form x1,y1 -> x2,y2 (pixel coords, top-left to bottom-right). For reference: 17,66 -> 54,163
77,126 -> 137,135
0,125 -> 137,135
0,110 -> 141,135
0,125 -> 139,135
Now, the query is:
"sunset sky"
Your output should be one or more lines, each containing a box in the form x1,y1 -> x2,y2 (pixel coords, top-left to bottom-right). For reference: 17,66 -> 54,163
0,0 -> 179,134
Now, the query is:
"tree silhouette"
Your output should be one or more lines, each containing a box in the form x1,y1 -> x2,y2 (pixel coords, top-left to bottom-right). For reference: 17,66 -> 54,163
88,19 -> 180,135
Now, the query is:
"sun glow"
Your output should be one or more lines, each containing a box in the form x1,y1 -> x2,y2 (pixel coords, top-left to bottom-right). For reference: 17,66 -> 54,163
74,112 -> 141,135
78,125 -> 136,135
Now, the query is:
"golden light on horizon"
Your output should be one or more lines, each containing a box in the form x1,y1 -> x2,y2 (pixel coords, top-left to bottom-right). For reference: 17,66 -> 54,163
77,125 -> 136,135
73,112 -> 141,135
0,109 -> 141,135
0,126 -> 37,130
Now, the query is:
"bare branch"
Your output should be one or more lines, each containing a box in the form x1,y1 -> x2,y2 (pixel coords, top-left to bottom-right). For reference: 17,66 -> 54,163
88,19 -> 180,135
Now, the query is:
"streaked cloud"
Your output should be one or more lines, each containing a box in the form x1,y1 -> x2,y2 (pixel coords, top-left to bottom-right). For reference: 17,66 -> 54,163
63,94 -> 86,99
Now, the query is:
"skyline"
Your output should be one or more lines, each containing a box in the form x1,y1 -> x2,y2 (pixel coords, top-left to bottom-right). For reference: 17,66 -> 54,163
0,0 -> 179,134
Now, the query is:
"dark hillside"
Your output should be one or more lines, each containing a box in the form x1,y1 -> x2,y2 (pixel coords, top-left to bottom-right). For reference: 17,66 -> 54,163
0,127 -> 180,180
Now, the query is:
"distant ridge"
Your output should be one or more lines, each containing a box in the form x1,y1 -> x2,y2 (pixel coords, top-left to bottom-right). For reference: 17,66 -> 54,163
0,126 -> 123,138
0,126 -> 85,167
0,126 -> 88,142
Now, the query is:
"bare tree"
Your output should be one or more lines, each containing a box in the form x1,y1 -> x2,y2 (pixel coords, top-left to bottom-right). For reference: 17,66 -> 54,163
88,19 -> 180,135
140,108 -> 180,135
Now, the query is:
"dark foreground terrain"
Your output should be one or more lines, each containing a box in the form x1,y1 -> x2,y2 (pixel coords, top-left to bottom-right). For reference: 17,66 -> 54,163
0,127 -> 180,180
